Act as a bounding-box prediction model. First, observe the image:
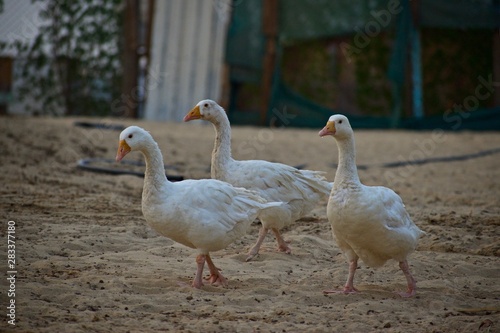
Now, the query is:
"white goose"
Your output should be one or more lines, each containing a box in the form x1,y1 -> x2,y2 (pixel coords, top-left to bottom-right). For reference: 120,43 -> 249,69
184,100 -> 332,261
116,126 -> 281,288
319,115 -> 425,297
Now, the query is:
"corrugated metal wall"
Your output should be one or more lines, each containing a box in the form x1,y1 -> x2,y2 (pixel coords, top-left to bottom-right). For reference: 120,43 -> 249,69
144,0 -> 231,121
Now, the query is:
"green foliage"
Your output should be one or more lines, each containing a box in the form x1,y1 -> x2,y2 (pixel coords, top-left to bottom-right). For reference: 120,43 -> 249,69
282,36 -> 393,116
4,0 -> 123,116
421,28 -> 493,116
280,28 -> 494,118
282,39 -> 338,109
349,32 -> 393,116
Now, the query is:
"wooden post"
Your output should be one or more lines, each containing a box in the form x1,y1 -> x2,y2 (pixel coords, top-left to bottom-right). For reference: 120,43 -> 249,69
145,0 -> 155,59
140,0 -> 155,117
122,0 -> 140,118
260,0 -> 278,126
0,57 -> 13,115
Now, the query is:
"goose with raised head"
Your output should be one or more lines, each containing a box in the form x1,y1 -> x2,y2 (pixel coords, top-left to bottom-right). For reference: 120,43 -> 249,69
184,100 -> 332,261
319,115 -> 425,297
116,126 -> 282,288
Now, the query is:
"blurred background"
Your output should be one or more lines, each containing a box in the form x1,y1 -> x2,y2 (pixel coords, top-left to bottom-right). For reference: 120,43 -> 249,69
0,0 -> 499,129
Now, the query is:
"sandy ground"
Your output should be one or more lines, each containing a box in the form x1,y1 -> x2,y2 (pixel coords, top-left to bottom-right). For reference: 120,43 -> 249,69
0,115 -> 499,332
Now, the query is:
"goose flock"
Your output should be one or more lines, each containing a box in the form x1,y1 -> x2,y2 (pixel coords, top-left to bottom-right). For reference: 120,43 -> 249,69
115,100 -> 425,297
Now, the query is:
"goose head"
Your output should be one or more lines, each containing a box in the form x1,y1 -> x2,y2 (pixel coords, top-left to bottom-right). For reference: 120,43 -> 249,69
116,126 -> 152,162
318,114 -> 353,140
183,99 -> 226,123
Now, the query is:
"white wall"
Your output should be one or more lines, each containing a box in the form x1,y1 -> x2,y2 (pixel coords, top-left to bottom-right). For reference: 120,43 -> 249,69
144,0 -> 231,122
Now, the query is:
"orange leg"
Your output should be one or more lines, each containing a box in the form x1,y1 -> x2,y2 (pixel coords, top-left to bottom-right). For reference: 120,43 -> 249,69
397,260 -> 416,298
192,254 -> 206,289
246,226 -> 268,262
323,258 -> 359,294
271,228 -> 291,254
205,254 -> 227,287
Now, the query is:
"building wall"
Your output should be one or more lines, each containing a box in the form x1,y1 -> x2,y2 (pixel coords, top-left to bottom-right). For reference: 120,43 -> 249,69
0,0 -> 49,115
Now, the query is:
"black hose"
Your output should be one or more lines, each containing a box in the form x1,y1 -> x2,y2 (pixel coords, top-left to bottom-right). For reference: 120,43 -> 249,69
335,147 -> 500,170
77,158 -> 184,181
74,121 -> 126,131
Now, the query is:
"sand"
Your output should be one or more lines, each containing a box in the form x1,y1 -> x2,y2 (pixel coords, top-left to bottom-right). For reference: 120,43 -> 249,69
0,115 -> 499,332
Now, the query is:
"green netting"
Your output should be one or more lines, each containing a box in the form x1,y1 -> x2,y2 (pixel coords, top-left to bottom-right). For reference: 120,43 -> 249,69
226,0 -> 500,129
225,0 -> 264,83
270,76 -> 500,130
420,0 -> 500,29
279,0 -> 391,43
387,0 -> 411,87
386,0 -> 412,127
402,107 -> 500,131
269,77 -> 392,128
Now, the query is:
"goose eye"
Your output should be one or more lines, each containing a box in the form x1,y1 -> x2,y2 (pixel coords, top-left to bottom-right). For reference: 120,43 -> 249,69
204,103 -> 209,108
128,134 -> 133,139
338,120 -> 343,124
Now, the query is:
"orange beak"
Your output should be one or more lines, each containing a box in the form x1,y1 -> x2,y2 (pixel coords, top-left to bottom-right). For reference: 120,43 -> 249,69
116,139 -> 131,162
183,105 -> 202,122
318,121 -> 336,137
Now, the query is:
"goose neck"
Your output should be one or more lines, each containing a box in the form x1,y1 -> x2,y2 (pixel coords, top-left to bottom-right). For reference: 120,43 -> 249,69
211,116 -> 233,176
334,136 -> 360,186
142,140 -> 169,191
